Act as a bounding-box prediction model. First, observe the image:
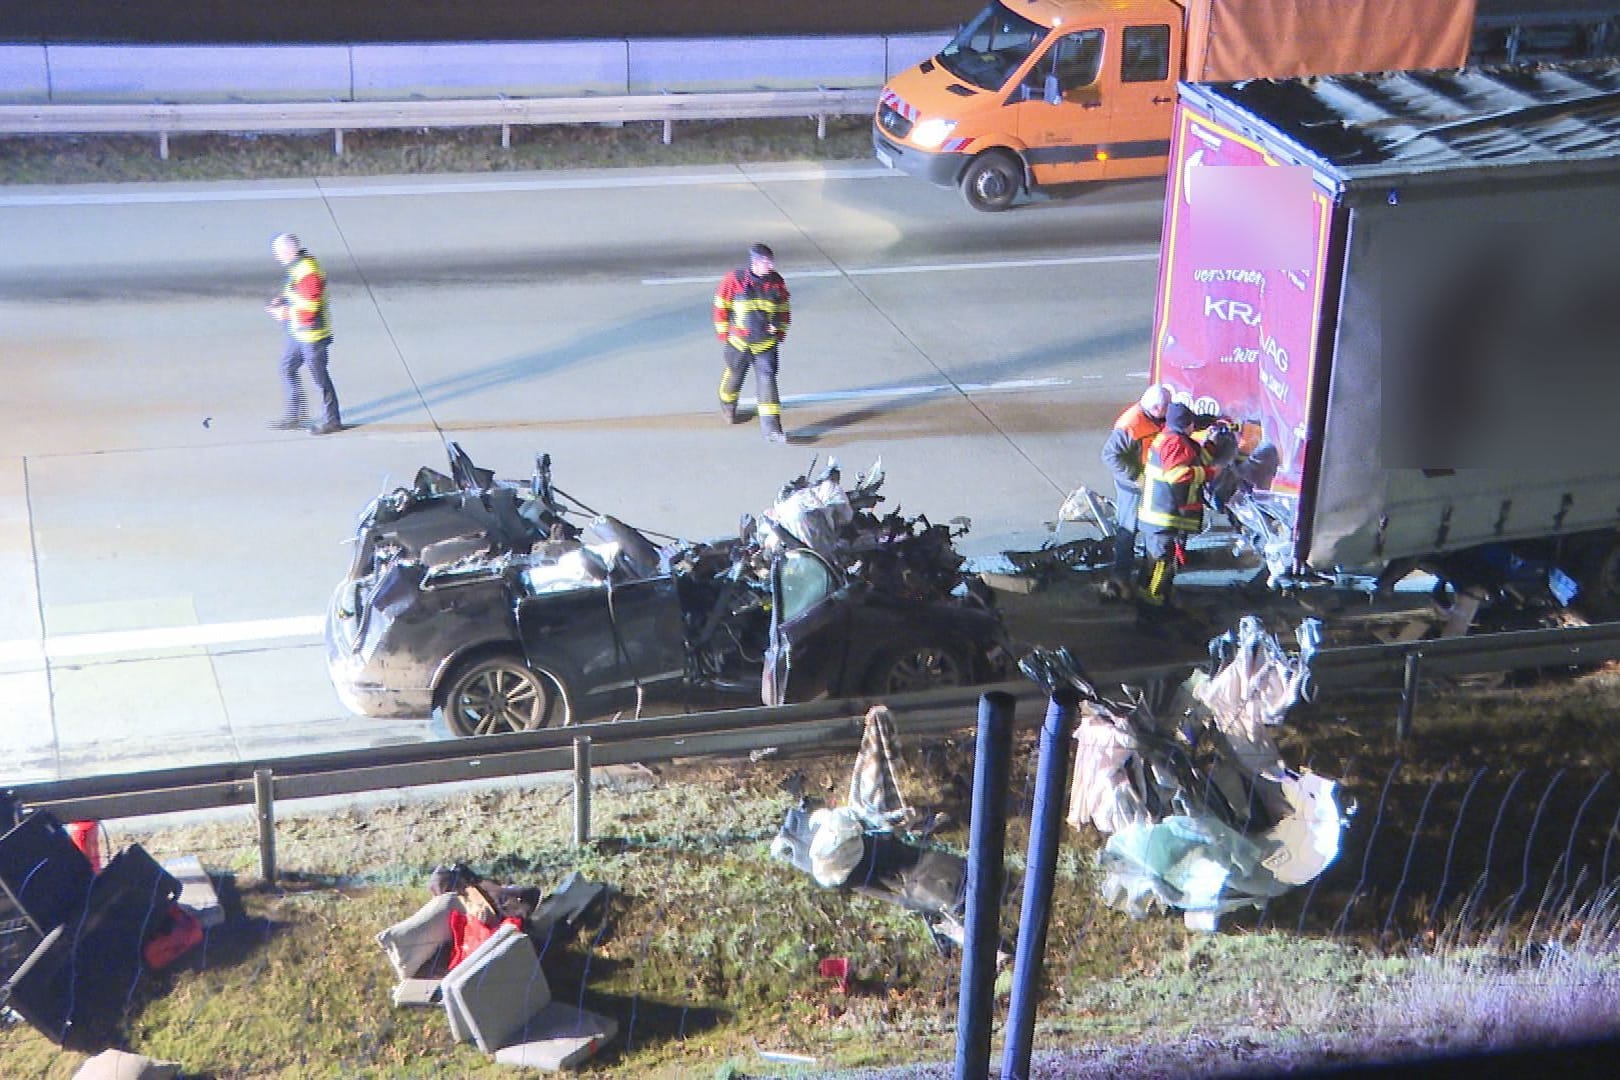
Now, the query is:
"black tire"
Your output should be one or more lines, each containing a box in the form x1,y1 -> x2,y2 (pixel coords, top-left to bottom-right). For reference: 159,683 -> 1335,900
1576,536 -> 1620,620
436,655 -> 565,737
959,152 -> 1021,212
863,643 -> 971,695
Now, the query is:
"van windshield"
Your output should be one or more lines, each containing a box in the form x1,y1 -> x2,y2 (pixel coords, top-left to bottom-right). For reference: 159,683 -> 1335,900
937,2 -> 1051,92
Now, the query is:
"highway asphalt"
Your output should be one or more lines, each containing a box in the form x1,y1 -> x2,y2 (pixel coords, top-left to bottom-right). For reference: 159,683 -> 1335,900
1,160 -> 1170,783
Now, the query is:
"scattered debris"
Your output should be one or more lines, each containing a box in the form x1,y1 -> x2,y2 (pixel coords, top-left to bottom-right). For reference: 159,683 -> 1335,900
0,811 -> 195,1050
376,864 -> 615,1070
771,707 -> 968,948
1030,619 -> 1346,929
72,1048 -> 180,1079
327,446 -> 1007,732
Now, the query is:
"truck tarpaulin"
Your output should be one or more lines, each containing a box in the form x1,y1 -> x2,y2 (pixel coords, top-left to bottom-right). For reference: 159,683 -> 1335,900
1182,0 -> 1478,83
1150,103 -> 1333,503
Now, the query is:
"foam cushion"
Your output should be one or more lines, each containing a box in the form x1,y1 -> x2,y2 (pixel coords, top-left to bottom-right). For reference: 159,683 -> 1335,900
376,892 -> 462,981
493,1002 -> 619,1070
441,922 -> 551,1053
72,1049 -> 180,1079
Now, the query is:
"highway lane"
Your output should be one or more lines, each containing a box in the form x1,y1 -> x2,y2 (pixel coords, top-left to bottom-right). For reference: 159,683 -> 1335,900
0,161 -> 1168,783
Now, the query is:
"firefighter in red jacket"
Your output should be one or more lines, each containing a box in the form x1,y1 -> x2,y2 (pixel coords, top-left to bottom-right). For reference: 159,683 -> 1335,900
265,232 -> 342,435
714,243 -> 791,443
1137,403 -> 1216,616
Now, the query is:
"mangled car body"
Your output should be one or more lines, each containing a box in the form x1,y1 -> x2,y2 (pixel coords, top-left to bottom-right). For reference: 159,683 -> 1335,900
325,445 -> 1008,736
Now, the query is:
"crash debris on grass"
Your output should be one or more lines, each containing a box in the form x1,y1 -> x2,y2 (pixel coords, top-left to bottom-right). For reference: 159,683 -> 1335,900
770,706 -> 971,951
376,863 -> 615,1071
0,810 -> 212,1053
1058,616 -> 1348,929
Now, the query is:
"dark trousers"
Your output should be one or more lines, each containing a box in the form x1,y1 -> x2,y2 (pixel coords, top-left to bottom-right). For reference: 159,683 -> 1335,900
279,335 -> 341,427
718,344 -> 782,433
1112,482 -> 1142,577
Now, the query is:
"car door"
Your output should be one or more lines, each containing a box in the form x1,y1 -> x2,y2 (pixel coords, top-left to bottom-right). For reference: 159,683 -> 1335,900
1018,26 -> 1112,187
1103,20 -> 1179,180
517,575 -> 688,717
762,549 -> 854,706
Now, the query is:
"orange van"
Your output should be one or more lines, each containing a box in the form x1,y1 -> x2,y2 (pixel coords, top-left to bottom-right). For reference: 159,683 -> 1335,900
873,0 -> 1476,210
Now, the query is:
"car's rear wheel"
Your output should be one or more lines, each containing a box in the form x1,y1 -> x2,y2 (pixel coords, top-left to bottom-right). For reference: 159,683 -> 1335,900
437,655 -> 564,737
863,643 -> 971,695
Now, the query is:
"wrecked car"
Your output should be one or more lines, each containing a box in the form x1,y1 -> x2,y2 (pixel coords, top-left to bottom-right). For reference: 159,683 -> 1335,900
325,445 -> 1009,736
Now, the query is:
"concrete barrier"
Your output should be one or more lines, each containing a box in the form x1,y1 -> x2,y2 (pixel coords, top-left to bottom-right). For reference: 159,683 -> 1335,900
0,45 -> 48,103
885,32 -> 948,79
350,41 -> 629,100
45,45 -> 351,103
627,35 -> 888,94
7,33 -> 955,106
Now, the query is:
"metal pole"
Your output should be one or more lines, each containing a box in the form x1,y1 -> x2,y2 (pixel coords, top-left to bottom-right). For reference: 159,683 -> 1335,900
1002,687 -> 1080,1080
1396,651 -> 1422,740
955,691 -> 1017,1080
253,768 -> 276,886
573,736 -> 592,846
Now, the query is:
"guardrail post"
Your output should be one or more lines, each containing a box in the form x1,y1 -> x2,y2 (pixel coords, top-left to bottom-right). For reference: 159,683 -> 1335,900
158,131 -> 169,160
253,768 -> 276,886
956,690 -> 1017,1080
1002,686 -> 1080,1080
573,736 -> 592,845
501,123 -> 511,149
1396,651 -> 1423,740
333,128 -> 344,156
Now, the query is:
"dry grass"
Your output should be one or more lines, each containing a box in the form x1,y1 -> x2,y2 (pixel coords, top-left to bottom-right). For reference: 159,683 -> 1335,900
7,669 -> 1620,1077
0,118 -> 876,186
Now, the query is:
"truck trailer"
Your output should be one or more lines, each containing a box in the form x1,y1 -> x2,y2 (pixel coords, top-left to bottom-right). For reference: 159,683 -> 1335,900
1150,58 -> 1620,618
874,0 -> 1620,210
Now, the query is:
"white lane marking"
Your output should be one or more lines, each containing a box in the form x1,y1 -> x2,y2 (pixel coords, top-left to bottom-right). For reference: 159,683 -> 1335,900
0,379 -> 1073,667
0,615 -> 326,666
0,166 -> 896,207
772,376 -> 1068,407
643,250 -> 1158,285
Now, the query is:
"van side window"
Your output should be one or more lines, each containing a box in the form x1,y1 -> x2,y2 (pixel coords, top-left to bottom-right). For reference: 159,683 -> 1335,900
1051,29 -> 1104,93
1122,25 -> 1171,82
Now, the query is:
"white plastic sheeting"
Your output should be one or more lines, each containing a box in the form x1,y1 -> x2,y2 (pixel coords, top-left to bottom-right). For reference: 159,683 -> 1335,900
1067,617 -> 1345,922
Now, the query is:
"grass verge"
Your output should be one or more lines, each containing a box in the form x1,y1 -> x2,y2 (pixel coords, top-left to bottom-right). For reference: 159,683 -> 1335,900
0,118 -> 876,186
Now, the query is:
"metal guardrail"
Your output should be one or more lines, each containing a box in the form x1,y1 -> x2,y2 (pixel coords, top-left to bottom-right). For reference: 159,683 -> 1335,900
8,619 -> 1620,825
0,87 -> 883,158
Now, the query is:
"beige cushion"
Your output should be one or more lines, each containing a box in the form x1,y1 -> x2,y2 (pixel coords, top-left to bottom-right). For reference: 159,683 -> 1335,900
376,892 -> 463,980
441,922 -> 551,1054
72,1049 -> 180,1080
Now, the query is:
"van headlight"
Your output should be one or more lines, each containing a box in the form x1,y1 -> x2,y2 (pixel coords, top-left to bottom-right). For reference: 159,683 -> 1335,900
911,118 -> 958,150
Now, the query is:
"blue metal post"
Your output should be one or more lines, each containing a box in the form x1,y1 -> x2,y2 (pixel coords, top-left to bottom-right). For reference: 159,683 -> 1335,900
955,691 -> 1017,1080
1001,687 -> 1080,1080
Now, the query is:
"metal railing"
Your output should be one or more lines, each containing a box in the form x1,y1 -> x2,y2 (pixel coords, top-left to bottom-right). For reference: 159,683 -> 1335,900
8,618 -> 1620,881
0,87 -> 882,159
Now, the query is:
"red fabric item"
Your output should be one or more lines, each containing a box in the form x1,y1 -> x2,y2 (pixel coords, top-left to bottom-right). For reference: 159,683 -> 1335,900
447,912 -> 525,970
819,956 -> 851,994
143,904 -> 204,970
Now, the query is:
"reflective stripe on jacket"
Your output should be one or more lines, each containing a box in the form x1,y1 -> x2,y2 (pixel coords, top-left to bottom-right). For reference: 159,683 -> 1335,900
283,254 -> 331,343
714,268 -> 790,355
1138,430 -> 1211,532
1101,403 -> 1165,490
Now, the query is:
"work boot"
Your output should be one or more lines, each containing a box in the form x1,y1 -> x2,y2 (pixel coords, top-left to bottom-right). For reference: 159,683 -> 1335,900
308,421 -> 344,436
763,429 -> 788,444
720,401 -> 738,424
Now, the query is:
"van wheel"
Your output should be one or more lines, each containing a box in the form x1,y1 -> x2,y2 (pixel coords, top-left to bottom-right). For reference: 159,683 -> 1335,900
863,643 -> 970,695
436,655 -> 565,737
960,152 -> 1021,212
